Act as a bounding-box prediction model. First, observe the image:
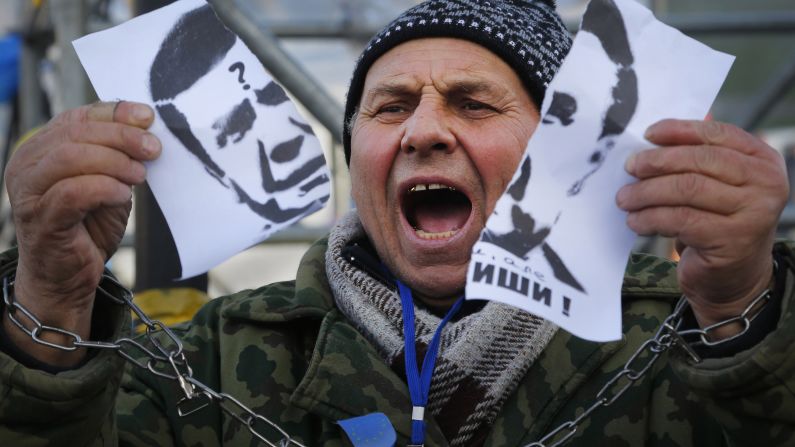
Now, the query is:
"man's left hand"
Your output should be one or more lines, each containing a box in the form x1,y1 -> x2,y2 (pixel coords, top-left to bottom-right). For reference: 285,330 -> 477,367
617,119 -> 789,338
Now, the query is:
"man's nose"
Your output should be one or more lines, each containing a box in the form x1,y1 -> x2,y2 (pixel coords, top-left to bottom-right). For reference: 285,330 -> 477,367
400,100 -> 456,155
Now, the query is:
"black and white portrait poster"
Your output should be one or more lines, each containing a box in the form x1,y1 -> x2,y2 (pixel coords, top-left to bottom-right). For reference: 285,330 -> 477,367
74,0 -> 330,278
466,0 -> 734,341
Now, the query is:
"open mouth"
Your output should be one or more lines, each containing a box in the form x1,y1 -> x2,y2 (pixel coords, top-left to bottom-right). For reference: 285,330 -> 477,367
402,183 -> 473,240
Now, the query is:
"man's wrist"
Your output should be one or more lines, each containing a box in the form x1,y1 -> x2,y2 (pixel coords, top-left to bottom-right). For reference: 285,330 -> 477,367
686,262 -> 775,341
680,289 -> 781,360
2,279 -> 92,367
0,309 -> 90,373
678,253 -> 785,359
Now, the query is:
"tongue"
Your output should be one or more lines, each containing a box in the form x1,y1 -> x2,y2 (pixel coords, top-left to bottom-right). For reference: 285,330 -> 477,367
413,200 -> 469,233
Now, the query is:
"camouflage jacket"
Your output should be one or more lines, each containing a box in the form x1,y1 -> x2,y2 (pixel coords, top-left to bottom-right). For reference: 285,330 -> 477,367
1,239 -> 794,446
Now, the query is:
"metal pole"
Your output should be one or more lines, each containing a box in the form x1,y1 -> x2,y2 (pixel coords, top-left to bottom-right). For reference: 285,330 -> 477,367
132,0 -> 208,293
17,41 -> 47,133
208,0 -> 345,145
17,0 -> 48,134
49,0 -> 91,112
662,12 -> 795,35
239,19 -> 379,40
739,53 -> 795,132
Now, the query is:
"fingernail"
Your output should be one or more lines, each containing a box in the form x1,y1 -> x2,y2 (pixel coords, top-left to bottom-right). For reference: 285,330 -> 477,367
133,105 -> 153,123
616,187 -> 628,208
625,152 -> 636,174
142,134 -> 161,155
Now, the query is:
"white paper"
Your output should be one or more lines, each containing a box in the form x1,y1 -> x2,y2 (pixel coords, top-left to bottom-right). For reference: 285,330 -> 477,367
73,0 -> 330,279
466,0 -> 734,341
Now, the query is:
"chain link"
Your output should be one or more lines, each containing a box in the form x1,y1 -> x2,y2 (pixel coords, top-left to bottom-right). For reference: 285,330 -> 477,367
524,286 -> 772,447
2,271 -> 771,447
2,274 -> 306,447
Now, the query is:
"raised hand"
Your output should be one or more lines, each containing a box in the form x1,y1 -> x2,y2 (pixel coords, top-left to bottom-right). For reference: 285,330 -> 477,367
4,101 -> 161,365
617,119 -> 788,338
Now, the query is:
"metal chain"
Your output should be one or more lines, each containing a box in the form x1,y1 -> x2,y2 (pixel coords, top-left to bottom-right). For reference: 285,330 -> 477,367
2,270 -> 772,447
2,274 -> 307,447
524,286 -> 772,447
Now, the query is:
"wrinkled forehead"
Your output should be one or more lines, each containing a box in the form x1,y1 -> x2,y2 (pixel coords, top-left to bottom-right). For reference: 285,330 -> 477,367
360,38 -> 530,102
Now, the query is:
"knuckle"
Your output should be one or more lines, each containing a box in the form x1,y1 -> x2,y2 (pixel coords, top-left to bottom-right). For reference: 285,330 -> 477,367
51,107 -> 86,126
772,172 -> 790,204
11,197 -> 37,226
674,206 -> 696,228
626,212 -> 641,231
700,120 -> 727,145
634,149 -> 666,177
5,149 -> 24,177
117,124 -> 131,148
639,150 -> 662,174
54,180 -> 82,204
672,206 -> 700,234
692,146 -> 717,173
732,156 -> 752,185
86,101 -> 114,122
64,121 -> 88,143
53,143 -> 83,168
627,211 -> 651,236
129,160 -> 146,182
676,173 -> 703,197
118,124 -> 141,151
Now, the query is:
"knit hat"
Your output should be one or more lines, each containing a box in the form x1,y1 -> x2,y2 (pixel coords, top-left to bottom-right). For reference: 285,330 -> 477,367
342,0 -> 572,164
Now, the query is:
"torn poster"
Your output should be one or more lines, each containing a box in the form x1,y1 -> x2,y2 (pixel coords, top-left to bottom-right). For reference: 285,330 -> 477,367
466,0 -> 734,342
73,0 -> 330,279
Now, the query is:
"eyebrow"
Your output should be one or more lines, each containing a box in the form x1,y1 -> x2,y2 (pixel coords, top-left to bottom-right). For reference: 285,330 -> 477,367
448,80 -> 502,96
362,82 -> 417,105
363,79 -> 505,105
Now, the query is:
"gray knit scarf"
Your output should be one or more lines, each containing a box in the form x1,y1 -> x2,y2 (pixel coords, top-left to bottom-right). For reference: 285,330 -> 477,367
326,212 -> 558,446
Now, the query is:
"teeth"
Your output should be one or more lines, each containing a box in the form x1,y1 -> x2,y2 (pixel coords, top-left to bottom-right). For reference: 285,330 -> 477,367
415,228 -> 459,240
408,183 -> 456,193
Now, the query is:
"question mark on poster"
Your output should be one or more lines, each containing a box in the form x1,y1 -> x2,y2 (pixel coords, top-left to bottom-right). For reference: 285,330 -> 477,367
229,61 -> 250,90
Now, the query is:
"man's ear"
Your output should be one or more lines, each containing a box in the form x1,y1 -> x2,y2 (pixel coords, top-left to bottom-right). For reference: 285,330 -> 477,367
346,107 -> 360,136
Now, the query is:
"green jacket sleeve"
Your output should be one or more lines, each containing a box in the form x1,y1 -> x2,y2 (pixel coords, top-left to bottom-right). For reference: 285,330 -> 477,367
0,247 -> 176,447
670,241 -> 795,446
0,278 -> 130,445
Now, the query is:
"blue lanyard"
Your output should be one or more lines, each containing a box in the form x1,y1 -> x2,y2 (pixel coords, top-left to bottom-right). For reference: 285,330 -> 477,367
396,279 -> 464,446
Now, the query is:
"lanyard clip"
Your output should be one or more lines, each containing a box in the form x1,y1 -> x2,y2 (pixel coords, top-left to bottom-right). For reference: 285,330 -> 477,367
412,406 -> 425,422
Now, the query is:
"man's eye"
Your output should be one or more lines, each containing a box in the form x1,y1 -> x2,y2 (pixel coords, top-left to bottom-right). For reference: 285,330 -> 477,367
379,105 -> 406,114
462,101 -> 493,112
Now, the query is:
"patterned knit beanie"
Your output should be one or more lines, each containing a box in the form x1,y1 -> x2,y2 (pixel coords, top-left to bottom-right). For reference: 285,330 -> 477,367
342,0 -> 572,164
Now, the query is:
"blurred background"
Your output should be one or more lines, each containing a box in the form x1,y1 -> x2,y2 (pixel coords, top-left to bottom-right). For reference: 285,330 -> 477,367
0,0 -> 793,317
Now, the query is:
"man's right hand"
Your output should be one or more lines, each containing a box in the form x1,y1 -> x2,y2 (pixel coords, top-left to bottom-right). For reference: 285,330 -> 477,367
3,101 -> 161,366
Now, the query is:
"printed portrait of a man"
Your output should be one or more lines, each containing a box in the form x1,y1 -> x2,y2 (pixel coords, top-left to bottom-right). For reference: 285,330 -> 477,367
148,4 -> 329,228
480,0 -> 639,295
